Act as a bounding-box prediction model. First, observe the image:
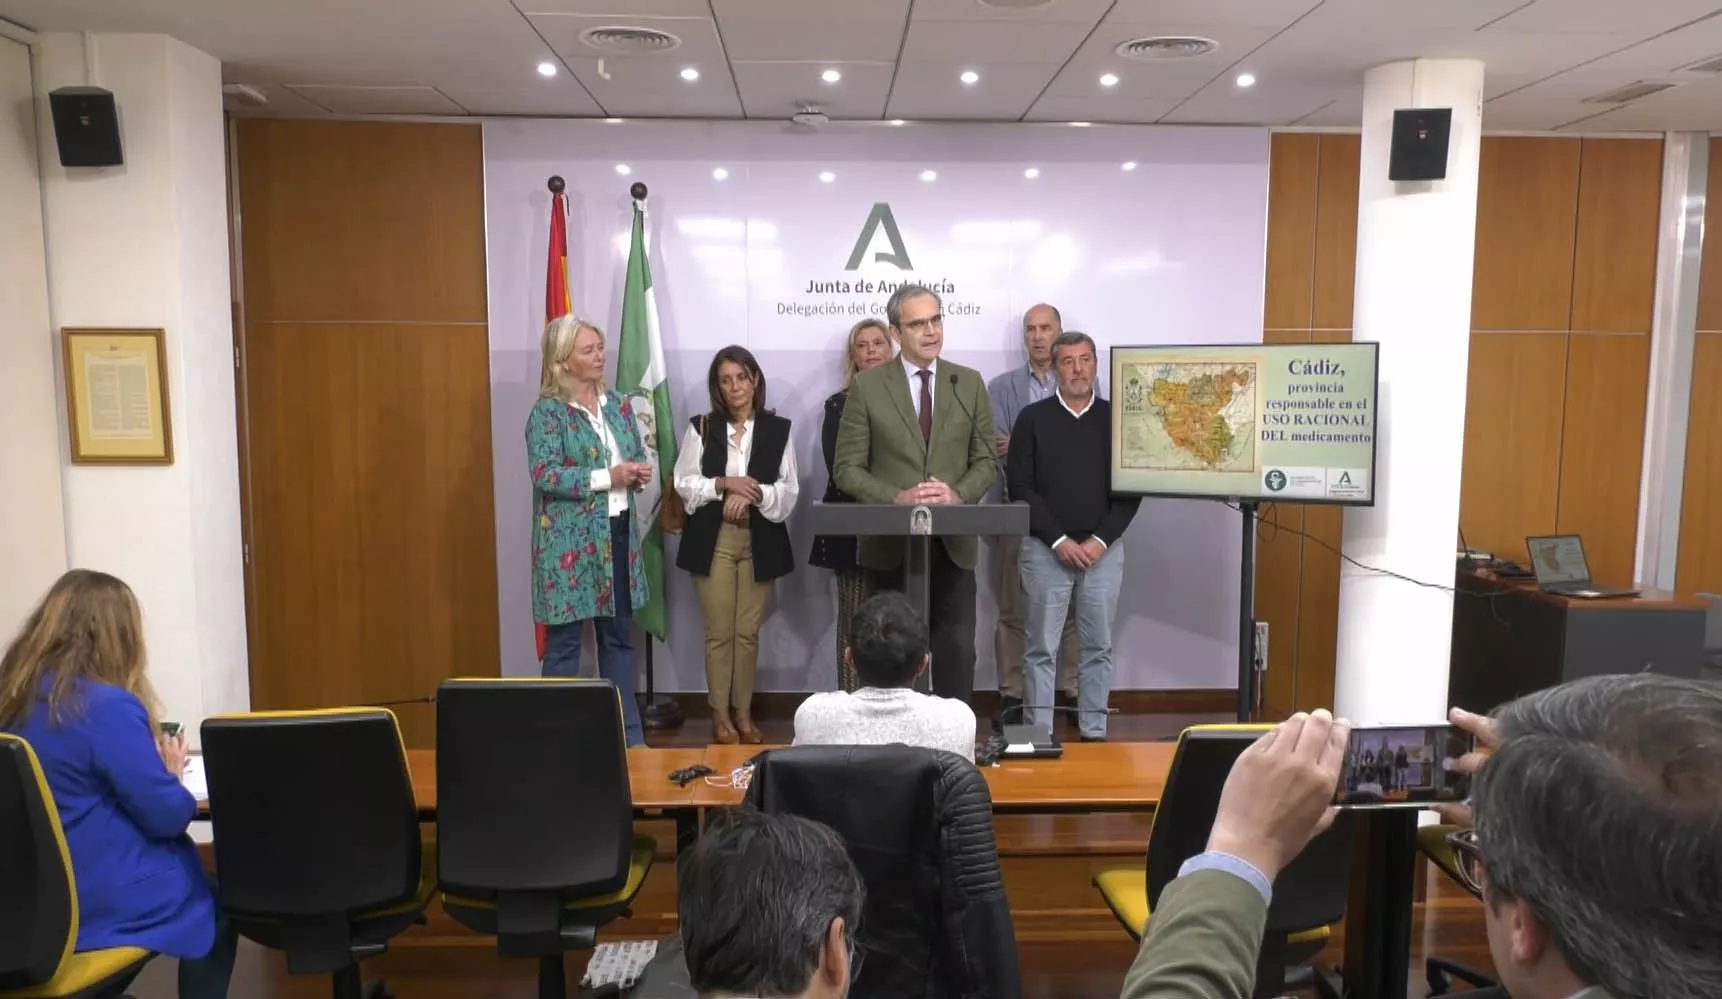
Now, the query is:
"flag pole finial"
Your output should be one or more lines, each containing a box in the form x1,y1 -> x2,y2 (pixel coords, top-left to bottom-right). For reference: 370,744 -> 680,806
629,181 -> 648,201
547,175 -> 565,194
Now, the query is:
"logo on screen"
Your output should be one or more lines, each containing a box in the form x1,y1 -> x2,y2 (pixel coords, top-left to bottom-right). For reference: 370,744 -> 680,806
1264,469 -> 1287,492
844,202 -> 914,271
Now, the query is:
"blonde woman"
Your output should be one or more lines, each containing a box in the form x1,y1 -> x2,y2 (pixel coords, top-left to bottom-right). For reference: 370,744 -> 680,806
1,570 -> 237,998
808,317 -> 894,691
528,315 -> 654,746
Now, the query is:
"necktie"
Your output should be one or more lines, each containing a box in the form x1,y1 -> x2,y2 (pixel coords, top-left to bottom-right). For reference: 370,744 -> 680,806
917,369 -> 933,443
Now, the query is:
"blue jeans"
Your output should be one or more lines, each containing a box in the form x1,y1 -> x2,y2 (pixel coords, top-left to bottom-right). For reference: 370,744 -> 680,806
1019,538 -> 1125,739
542,514 -> 645,747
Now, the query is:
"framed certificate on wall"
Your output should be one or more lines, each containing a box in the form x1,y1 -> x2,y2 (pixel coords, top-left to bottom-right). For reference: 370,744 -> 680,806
61,327 -> 174,464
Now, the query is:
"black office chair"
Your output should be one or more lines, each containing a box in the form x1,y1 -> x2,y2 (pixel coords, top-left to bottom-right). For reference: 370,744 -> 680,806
0,734 -> 154,999
745,744 -> 1022,999
436,679 -> 654,999
201,710 -> 433,999
1093,724 -> 1354,998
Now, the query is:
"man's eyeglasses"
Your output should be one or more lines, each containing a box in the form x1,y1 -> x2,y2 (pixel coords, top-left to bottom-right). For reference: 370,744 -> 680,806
900,314 -> 944,335
1444,827 -> 1485,898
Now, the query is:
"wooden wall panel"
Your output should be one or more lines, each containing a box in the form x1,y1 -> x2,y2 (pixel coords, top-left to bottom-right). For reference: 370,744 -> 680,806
1569,139 -> 1662,333
244,324 -> 501,746
1256,330 -> 1311,719
1458,332 -> 1567,560
1678,332 -> 1722,595
1264,134 -> 1319,331
237,121 -> 487,324
1311,134 -> 1360,331
1554,334 -> 1650,586
1698,140 -> 1722,334
1470,137 -> 1580,332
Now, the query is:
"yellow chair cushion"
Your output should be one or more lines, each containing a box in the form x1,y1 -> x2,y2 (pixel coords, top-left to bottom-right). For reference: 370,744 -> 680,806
443,834 -> 656,915
1094,868 -> 1151,939
2,947 -> 152,999
1417,824 -> 1466,886
1093,867 -> 1331,948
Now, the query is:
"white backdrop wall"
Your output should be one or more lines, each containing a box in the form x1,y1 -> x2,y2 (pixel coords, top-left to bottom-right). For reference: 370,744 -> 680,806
483,120 -> 1270,692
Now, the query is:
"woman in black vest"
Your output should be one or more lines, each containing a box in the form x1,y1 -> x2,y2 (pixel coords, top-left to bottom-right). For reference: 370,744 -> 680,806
673,346 -> 798,744
809,318 -> 894,690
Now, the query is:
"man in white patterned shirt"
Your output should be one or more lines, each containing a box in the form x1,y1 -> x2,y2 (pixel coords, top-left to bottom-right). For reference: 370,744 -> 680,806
794,592 -> 977,763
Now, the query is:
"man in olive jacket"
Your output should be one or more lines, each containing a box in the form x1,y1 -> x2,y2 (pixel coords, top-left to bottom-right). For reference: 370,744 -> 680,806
1120,710 -> 1350,999
833,284 -> 995,705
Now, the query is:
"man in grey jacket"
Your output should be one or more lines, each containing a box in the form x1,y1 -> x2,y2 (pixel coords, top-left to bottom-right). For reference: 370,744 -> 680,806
986,302 -> 1074,727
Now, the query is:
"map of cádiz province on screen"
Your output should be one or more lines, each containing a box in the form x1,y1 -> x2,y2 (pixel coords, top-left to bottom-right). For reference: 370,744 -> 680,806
1110,342 -> 1380,505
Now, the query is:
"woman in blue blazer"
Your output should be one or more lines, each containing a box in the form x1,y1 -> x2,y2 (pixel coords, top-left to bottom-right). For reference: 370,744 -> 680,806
0,569 -> 235,999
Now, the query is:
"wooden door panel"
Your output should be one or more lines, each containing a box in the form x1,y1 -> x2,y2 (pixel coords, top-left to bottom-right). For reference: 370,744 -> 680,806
244,323 -> 499,746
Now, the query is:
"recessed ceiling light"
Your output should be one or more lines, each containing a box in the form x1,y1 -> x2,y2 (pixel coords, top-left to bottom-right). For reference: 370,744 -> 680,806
1121,161 -> 1138,171
604,117 -> 623,123
920,169 -> 937,181
1069,120 -> 1091,127
821,68 -> 842,84
819,170 -> 836,183
712,167 -> 729,180
1236,72 -> 1257,88
1099,72 -> 1119,88
889,118 -> 906,126
615,164 -> 632,175
680,66 -> 700,81
960,70 -> 980,85
1023,167 -> 1040,179
537,61 -> 557,78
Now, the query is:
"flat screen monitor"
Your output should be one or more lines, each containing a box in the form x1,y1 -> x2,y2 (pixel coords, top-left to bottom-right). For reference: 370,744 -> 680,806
1109,342 -> 1379,505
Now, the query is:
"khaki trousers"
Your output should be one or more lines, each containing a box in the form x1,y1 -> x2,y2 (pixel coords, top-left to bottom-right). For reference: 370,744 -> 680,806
693,524 -> 772,715
995,533 -> 1077,698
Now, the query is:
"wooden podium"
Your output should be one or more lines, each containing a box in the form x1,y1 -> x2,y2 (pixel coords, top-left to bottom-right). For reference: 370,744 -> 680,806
809,501 -> 1030,692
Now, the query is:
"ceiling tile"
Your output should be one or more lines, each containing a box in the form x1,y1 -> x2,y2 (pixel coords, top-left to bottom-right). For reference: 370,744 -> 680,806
283,85 -> 465,115
1105,0 -> 1320,29
518,0 -> 712,13
1160,83 -> 1336,125
1296,0 -> 1537,32
1486,15 -> 1722,101
900,19 -> 1095,64
529,12 -> 726,62
1489,0 -> 1722,36
1045,23 -> 1277,99
885,61 -> 1060,119
716,17 -> 904,62
909,0 -> 1114,22
562,57 -> 744,117
713,0 -> 909,19
438,81 -> 605,116
1021,94 -> 1182,122
1288,90 -> 1362,127
1557,75 -> 1722,129
224,83 -> 332,117
730,60 -> 893,119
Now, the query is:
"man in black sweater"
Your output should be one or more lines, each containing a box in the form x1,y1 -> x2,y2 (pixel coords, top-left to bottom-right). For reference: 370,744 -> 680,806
1005,331 -> 1140,740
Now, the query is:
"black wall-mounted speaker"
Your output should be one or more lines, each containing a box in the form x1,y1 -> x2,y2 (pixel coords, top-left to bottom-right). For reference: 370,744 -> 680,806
49,86 -> 123,168
1388,107 -> 1452,182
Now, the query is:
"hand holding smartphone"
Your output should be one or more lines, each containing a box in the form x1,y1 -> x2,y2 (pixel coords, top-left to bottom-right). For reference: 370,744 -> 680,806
1335,723 -> 1474,809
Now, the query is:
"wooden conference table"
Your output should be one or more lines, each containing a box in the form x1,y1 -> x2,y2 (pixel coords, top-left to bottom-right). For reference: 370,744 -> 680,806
396,741 -> 1173,823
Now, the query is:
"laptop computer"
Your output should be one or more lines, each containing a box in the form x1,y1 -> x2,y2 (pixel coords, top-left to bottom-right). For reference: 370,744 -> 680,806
1525,535 -> 1640,599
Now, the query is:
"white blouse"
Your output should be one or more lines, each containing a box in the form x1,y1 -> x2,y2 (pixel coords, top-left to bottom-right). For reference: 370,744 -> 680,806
570,393 -> 630,518
672,418 -> 799,523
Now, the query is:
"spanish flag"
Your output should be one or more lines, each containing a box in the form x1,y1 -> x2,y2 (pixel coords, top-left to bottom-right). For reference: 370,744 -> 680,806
538,185 -> 572,661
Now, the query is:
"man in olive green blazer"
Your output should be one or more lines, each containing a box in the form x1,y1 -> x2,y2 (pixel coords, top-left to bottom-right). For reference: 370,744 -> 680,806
833,284 -> 995,704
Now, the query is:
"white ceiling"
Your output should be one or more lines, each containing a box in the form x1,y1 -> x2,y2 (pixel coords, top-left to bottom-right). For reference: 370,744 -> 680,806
4,0 -> 1722,131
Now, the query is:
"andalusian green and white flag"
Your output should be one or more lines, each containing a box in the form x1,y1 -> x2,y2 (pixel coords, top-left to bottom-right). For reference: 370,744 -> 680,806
616,197 -> 677,640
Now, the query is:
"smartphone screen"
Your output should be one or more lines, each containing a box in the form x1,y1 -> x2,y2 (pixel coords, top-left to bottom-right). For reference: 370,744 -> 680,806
158,721 -> 183,738
1335,724 -> 1473,809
